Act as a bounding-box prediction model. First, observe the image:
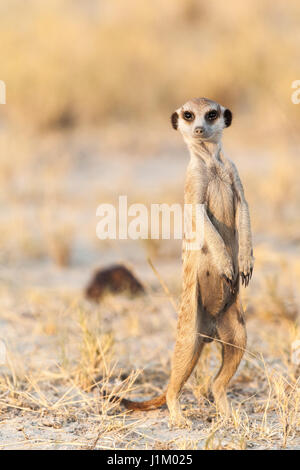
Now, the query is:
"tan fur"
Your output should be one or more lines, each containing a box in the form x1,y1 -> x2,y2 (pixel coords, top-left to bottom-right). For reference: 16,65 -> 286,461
115,98 -> 254,428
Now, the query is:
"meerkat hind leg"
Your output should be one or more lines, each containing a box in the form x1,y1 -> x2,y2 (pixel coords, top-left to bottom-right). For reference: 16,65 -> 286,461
212,300 -> 247,417
166,328 -> 204,428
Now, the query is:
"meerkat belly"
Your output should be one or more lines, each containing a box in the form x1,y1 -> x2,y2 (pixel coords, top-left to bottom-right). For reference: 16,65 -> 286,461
197,177 -> 238,317
206,176 -> 236,246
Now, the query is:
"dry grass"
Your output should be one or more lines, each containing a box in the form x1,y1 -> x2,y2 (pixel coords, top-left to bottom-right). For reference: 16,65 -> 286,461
0,282 -> 299,449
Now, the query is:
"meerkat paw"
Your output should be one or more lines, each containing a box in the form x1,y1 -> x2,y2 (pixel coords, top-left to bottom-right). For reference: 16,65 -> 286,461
212,388 -> 231,419
167,399 -> 192,429
239,254 -> 254,287
168,412 -> 192,429
219,255 -> 235,293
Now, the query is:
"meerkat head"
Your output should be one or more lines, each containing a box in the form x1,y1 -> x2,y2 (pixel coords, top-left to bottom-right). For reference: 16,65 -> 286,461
171,97 -> 232,144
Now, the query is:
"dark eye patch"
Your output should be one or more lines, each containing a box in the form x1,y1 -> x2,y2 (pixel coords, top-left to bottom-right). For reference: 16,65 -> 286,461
182,111 -> 195,121
224,108 -> 232,127
205,109 -> 219,121
171,111 -> 178,130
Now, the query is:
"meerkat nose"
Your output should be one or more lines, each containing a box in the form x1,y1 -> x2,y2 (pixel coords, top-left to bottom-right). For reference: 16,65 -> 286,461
194,126 -> 204,135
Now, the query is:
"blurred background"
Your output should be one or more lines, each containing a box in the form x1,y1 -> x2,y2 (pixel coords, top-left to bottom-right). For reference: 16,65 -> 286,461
0,0 -> 299,285
0,0 -> 299,314
0,0 -> 299,449
1,0 -> 300,134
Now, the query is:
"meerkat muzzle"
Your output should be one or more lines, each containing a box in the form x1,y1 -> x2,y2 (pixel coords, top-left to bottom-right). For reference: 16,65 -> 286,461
194,126 -> 205,135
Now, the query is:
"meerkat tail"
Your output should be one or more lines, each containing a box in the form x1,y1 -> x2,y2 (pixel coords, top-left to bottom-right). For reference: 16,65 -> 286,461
105,392 -> 166,411
121,393 -> 167,410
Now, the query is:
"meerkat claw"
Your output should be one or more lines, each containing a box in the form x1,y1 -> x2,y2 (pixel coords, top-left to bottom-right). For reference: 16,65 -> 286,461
243,272 -> 252,287
241,272 -> 250,287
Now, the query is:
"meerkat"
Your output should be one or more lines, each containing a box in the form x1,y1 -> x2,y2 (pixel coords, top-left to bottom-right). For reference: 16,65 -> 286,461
109,98 -> 254,427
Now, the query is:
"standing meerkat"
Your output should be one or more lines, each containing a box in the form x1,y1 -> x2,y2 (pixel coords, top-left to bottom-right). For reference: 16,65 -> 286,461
112,98 -> 254,427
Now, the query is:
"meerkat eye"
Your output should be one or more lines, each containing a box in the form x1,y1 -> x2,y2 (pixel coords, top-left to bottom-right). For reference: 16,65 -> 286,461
205,110 -> 218,121
183,111 -> 194,121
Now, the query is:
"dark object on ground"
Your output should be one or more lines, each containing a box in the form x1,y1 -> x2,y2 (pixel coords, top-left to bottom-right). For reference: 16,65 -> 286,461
85,264 -> 145,302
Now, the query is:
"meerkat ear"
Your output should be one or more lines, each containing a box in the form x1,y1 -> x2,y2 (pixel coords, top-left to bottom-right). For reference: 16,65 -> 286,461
171,111 -> 178,130
224,109 -> 232,127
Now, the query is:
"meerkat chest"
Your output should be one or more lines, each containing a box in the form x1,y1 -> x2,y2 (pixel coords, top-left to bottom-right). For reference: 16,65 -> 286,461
206,163 -> 235,225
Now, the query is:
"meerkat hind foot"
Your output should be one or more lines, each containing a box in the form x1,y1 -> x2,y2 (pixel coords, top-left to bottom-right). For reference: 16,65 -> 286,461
168,411 -> 192,429
214,393 -> 232,419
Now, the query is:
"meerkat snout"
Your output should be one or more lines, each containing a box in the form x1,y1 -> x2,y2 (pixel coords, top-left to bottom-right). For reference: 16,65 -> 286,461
194,126 -> 205,136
